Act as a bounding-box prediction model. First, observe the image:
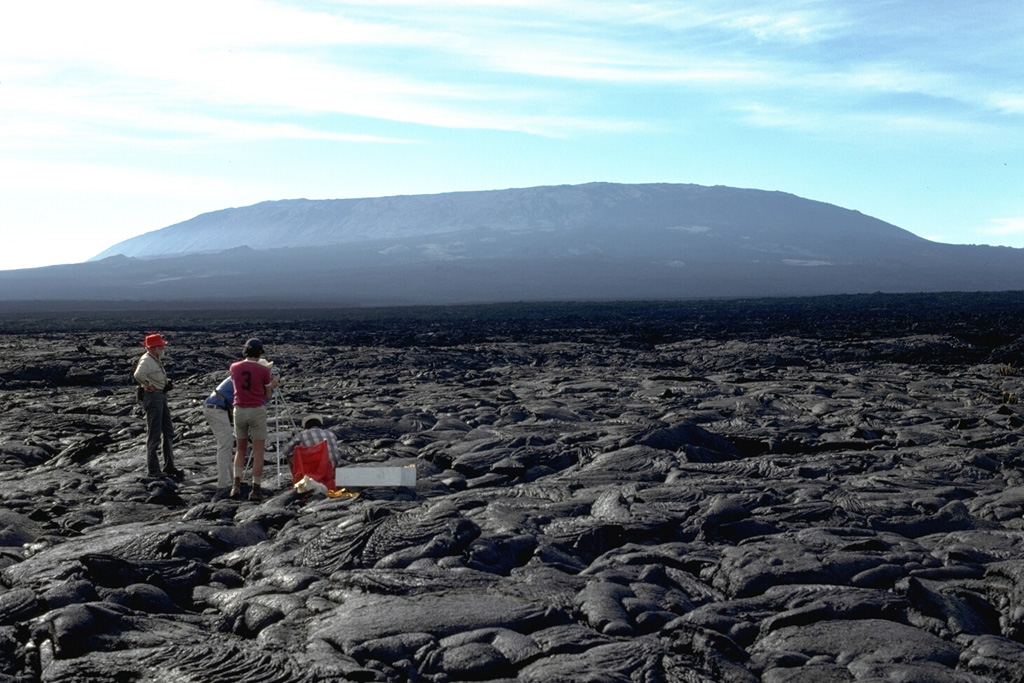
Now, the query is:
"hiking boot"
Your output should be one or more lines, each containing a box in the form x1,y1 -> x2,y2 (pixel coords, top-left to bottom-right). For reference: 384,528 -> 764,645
248,484 -> 264,502
230,478 -> 242,499
163,465 -> 184,479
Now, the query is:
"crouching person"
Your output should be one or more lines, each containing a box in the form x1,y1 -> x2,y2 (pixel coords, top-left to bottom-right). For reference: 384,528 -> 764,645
283,414 -> 340,491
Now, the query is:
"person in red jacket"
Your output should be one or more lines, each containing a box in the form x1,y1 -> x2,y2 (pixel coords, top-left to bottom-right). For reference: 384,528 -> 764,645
229,338 -> 279,501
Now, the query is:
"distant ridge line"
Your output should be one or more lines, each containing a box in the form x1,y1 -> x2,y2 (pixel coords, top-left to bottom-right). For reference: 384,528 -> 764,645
0,182 -> 1018,305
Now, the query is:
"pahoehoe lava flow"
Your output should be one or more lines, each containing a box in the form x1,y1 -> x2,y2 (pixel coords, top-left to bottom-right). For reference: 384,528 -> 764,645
2,292 -> 1024,682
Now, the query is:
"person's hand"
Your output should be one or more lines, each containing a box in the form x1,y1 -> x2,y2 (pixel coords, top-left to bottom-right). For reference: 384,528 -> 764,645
270,377 -> 280,389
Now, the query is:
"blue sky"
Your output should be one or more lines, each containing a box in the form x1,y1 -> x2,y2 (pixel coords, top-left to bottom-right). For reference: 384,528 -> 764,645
2,0 -> 1023,271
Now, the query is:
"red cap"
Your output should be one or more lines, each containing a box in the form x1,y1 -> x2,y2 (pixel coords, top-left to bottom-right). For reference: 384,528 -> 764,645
143,333 -> 168,348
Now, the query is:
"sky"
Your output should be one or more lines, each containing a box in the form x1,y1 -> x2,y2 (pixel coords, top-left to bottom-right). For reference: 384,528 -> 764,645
2,0 -> 1023,271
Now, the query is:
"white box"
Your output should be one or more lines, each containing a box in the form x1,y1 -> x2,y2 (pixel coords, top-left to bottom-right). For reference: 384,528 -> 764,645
335,465 -> 417,488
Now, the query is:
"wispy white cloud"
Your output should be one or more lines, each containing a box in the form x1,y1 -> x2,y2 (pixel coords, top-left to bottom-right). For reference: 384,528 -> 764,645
717,7 -> 843,42
2,0 -> 1019,145
983,217 -> 1024,238
4,2 -> 630,138
383,0 -> 848,43
734,101 -> 998,140
0,159 -> 251,197
2,1 -> 481,137
482,48 -> 772,86
1,82 -> 412,148
991,94 -> 1024,115
733,104 -> 818,130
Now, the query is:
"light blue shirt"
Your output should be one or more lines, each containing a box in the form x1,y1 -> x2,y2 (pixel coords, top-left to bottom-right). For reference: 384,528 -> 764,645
205,376 -> 234,409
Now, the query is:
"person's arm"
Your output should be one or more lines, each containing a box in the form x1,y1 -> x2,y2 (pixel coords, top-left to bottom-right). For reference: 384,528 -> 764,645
263,372 -> 279,399
326,432 -> 340,466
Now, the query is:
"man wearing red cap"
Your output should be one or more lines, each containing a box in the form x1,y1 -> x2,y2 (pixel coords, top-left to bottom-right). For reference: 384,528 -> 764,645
133,333 -> 182,478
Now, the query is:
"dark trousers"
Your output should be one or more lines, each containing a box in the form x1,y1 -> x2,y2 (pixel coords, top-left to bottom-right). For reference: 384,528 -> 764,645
142,392 -> 175,473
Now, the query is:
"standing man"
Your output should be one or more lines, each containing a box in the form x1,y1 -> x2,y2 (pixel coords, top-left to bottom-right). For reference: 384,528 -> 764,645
229,338 -> 279,501
203,375 -> 235,499
133,333 -> 182,478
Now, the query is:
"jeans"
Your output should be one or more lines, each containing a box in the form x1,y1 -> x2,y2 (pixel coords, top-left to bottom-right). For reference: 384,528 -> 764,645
142,391 -> 175,473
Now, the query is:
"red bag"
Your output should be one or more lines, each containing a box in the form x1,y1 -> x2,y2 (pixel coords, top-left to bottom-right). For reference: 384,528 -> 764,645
291,441 -> 335,490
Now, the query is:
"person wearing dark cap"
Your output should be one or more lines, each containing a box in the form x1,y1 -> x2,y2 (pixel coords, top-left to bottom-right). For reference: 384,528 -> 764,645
229,338 -> 279,501
133,333 -> 182,478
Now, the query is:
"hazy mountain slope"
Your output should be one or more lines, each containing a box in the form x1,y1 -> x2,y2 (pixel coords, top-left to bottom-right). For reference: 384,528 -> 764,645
90,183 -> 925,263
2,182 -> 1022,307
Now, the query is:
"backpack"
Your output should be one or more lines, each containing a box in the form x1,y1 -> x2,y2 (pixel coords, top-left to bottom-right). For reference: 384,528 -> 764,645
291,441 -> 335,491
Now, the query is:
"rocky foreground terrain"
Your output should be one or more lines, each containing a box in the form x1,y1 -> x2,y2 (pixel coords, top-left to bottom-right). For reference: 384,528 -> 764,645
2,292 -> 1024,682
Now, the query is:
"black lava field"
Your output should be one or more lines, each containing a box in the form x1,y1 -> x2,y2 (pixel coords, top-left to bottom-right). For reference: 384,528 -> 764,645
2,292 -> 1024,682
